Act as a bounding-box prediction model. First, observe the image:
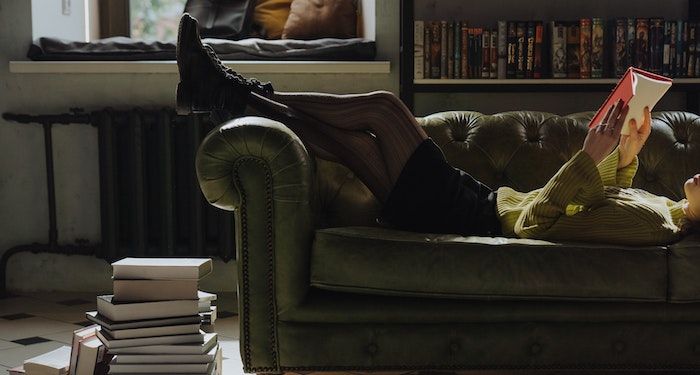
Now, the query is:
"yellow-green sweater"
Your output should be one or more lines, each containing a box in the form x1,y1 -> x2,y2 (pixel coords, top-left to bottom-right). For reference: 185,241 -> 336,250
496,147 -> 688,246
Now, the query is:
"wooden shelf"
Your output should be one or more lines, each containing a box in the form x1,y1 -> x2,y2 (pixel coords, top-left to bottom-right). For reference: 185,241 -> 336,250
412,78 -> 700,92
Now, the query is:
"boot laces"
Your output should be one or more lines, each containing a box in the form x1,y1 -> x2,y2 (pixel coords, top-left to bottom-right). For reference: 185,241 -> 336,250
204,45 -> 274,96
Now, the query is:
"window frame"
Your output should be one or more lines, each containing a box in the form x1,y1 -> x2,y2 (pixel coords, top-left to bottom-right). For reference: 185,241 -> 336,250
99,0 -> 130,38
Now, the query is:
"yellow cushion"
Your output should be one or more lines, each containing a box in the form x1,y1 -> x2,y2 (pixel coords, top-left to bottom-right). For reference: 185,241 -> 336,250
253,0 -> 293,39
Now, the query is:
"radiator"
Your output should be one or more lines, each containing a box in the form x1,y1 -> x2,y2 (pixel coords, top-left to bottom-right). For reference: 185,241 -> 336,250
1,108 -> 234,292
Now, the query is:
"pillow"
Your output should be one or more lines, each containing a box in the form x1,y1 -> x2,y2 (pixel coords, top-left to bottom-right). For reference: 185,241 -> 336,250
253,0 -> 293,39
282,0 -> 357,40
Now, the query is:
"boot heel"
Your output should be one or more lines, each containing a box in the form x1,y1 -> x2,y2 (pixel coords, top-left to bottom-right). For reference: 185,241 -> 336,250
176,81 -> 194,115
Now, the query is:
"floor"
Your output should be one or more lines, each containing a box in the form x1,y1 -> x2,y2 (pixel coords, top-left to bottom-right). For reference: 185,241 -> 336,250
0,292 -> 695,375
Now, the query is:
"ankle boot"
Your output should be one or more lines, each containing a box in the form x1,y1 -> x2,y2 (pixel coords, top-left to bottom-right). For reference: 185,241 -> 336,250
176,13 -> 274,116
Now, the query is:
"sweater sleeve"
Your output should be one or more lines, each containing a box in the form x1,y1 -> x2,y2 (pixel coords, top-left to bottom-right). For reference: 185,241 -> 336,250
596,147 -> 639,188
514,150 -> 604,238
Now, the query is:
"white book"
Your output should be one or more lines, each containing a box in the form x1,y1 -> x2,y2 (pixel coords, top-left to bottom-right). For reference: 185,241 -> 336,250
414,20 -> 424,79
69,325 -> 100,375
112,258 -> 212,280
107,361 -> 214,374
113,279 -> 199,302
110,345 -> 218,364
201,306 -> 217,325
198,291 -> 217,303
75,336 -> 103,375
23,346 -> 71,375
97,330 -> 205,349
103,323 -> 201,339
106,333 -> 217,355
86,311 -> 201,330
97,295 -> 198,322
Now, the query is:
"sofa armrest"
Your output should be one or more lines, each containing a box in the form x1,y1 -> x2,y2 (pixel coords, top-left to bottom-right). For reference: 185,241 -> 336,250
196,116 -> 313,372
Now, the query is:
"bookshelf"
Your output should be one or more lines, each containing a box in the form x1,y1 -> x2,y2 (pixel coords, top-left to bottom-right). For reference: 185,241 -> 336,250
400,0 -> 700,112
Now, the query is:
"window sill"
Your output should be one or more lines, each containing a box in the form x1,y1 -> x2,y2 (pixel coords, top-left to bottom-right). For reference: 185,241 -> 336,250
9,60 -> 391,74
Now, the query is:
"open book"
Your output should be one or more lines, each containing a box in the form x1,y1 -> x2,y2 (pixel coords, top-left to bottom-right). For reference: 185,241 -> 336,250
589,67 -> 672,135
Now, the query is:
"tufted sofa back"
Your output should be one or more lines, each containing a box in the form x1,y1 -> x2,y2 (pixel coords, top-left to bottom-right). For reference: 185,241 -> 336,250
313,110 -> 700,229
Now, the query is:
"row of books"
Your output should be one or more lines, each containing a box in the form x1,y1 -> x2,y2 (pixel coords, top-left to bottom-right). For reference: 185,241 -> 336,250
414,18 -> 700,80
9,258 -> 221,375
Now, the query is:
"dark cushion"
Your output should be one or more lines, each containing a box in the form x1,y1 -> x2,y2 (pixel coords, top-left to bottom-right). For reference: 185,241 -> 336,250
669,234 -> 700,302
310,226 -> 668,302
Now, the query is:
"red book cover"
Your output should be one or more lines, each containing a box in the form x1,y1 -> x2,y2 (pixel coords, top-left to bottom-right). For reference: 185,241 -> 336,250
589,67 -> 672,135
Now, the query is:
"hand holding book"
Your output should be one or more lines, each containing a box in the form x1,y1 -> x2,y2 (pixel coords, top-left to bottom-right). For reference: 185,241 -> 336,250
618,106 -> 652,169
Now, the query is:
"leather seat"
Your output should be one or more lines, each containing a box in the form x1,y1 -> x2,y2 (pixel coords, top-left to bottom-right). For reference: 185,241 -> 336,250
310,226 -> 668,302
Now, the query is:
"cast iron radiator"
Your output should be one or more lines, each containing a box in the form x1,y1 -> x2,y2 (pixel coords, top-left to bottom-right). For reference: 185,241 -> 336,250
1,108 -> 235,293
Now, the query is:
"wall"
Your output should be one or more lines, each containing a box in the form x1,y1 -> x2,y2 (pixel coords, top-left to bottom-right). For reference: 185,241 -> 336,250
0,0 -> 399,292
32,0 -> 89,41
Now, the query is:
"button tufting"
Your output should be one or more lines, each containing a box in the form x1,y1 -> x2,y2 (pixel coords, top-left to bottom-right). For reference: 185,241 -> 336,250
367,343 -> 378,354
614,341 -> 625,352
450,341 -> 460,352
530,343 -> 542,355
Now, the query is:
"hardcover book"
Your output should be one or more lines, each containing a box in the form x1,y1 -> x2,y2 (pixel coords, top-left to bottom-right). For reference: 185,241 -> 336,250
455,21 -> 462,78
533,21 -> 543,78
589,67 -> 672,136
591,18 -> 604,78
516,21 -> 526,78
506,21 -> 517,78
550,21 -> 567,78
650,18 -> 664,74
626,18 -> 636,71
490,27 -> 498,78
111,258 -> 212,280
497,20 -> 507,79
676,20 -> 684,77
614,18 -> 627,77
440,20 -> 448,78
429,21 -> 441,79
635,18 -> 650,70
414,20 -> 424,79
525,21 -> 535,78
447,21 -> 454,78
566,22 -> 580,78
688,21 -> 696,77
579,18 -> 592,78
461,21 -> 469,78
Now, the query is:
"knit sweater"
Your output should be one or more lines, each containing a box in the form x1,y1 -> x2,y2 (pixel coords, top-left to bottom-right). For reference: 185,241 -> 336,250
496,147 -> 688,246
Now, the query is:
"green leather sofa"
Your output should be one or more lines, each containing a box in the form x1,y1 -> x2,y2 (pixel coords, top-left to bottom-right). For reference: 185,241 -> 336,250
196,110 -> 700,372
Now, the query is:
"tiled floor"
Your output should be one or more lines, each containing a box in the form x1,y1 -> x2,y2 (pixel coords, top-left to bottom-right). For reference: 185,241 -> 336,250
0,293 -> 696,375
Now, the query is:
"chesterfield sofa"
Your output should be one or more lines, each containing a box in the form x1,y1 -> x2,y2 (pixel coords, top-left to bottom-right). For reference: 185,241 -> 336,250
195,107 -> 700,372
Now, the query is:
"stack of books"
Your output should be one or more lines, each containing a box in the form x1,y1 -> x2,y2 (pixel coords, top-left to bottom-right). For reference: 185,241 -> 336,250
88,258 -> 221,375
414,18 -> 700,80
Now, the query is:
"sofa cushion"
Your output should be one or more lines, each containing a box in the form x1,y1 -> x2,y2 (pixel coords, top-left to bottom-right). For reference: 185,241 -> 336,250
310,226 -> 668,302
668,234 -> 700,302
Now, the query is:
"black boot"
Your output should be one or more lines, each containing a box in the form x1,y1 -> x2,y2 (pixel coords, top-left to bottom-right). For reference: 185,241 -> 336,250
176,13 -> 274,116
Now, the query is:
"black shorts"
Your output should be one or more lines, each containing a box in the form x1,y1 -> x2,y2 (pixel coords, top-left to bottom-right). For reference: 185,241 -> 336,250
378,138 -> 502,236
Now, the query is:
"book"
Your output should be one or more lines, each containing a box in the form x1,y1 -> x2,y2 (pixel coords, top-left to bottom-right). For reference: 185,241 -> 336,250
201,306 -> 217,325
75,336 -> 104,375
103,323 -> 201,340
579,18 -> 592,78
482,29 -> 490,78
688,21 -> 696,77
97,295 -> 198,322
550,21 -> 567,78
7,366 -> 24,375
69,325 -> 100,375
440,20 -> 448,78
695,22 -> 700,76
497,20 -> 507,79
447,21 -> 454,78
614,18 -> 628,77
86,311 -> 201,331
109,345 -> 218,364
414,20 -> 424,80
424,22 -> 430,78
589,67 -> 672,136
506,21 -> 517,78
566,21 -> 580,78
635,18 -> 649,69
650,17 -> 664,74
516,21 -> 526,78
676,20 -> 684,77
681,20 -> 688,77
525,21 -> 535,78
591,18 -> 604,78
96,329 -> 205,349
460,21 -> 469,78
669,20 -> 677,76
23,346 -> 71,375
490,27 -> 498,78
626,18 -> 636,72
533,22 -> 543,78
107,360 -> 214,374
113,279 -> 199,302
454,21 -> 462,78
106,333 -> 217,355
111,258 -> 212,280
429,21 -> 441,78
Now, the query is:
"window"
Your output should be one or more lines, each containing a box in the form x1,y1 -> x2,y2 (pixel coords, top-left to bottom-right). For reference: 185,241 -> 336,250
130,0 -> 186,41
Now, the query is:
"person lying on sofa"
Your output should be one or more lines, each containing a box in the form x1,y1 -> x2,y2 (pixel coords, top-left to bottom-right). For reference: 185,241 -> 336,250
176,14 -> 700,246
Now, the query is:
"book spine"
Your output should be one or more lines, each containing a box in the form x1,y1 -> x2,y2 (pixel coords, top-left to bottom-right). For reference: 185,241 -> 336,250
695,22 -> 700,77
506,21 -> 517,78
447,21 -> 454,79
414,20 -> 424,80
634,18 -> 649,70
626,18 -> 636,71
649,18 -> 664,74
455,21 -> 462,78
534,22 -> 543,78
516,21 -> 526,78
614,18 -> 627,77
490,28 -> 498,78
468,28 -> 474,78
551,21 -> 567,78
497,20 -> 507,79
461,22 -> 469,78
566,22 -> 580,78
525,21 -> 535,78
430,21 -> 441,79
655,18 -> 665,74
482,29 -> 490,78
688,21 -> 696,77
670,20 -> 677,77
424,22 -> 431,79
579,18 -> 592,78
476,28 -> 483,78
682,20 -> 689,77
663,21 -> 671,77
440,20 -> 448,79
591,17 -> 604,78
